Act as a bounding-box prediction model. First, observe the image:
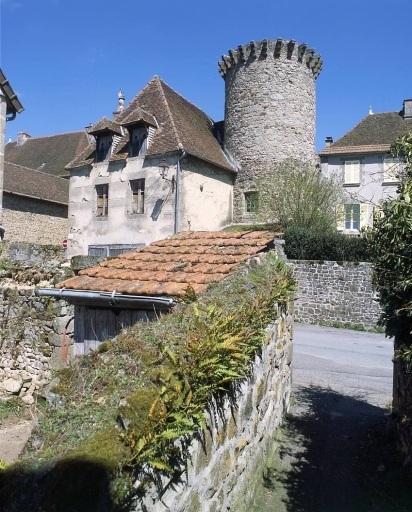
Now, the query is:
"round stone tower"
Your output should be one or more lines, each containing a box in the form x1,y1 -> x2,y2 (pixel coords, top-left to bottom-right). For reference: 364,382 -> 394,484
219,38 -> 322,222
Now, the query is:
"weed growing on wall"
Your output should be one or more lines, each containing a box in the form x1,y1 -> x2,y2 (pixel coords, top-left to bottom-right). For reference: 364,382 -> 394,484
19,254 -> 295,505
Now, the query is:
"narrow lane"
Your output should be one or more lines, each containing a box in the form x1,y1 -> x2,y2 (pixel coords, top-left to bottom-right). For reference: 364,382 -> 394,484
252,324 -> 412,512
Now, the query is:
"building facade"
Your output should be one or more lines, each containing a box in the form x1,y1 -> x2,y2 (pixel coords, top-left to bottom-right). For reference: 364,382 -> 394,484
320,101 -> 412,233
66,76 -> 235,258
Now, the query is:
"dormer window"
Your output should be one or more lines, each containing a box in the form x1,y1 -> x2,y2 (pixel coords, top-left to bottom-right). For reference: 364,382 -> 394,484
96,134 -> 113,163
130,126 -> 148,157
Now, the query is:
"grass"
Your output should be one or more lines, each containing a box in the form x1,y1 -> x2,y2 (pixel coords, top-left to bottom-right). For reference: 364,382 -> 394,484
314,319 -> 385,333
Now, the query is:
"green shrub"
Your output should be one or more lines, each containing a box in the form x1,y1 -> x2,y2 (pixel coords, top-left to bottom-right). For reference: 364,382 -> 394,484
284,226 -> 372,261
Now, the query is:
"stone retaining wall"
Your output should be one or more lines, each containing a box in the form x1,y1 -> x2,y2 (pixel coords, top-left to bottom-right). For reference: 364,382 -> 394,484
0,257 -> 74,404
137,302 -> 293,512
289,260 -> 381,328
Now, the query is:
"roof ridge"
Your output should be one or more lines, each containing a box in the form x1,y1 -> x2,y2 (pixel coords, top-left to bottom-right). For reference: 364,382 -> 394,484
155,76 -> 184,150
15,130 -> 87,141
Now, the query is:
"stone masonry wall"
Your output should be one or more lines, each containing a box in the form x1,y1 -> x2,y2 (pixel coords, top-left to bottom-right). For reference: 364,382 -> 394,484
0,285 -> 74,404
3,193 -> 68,245
0,254 -> 74,404
137,302 -> 293,512
219,39 -> 322,222
289,260 -> 381,328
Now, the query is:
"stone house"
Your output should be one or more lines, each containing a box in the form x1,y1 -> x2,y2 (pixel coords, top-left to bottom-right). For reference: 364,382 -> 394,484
3,130 -> 89,244
65,76 -> 235,258
65,38 -> 322,257
319,99 -> 412,233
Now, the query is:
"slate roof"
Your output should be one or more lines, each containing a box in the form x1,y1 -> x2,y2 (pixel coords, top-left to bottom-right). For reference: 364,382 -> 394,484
4,162 -> 69,205
69,76 -> 234,172
5,131 -> 89,178
320,112 -> 412,155
88,117 -> 123,136
56,231 -> 274,297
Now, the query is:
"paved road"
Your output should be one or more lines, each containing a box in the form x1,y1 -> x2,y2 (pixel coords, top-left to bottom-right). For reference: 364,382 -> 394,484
252,323 -> 412,512
293,323 -> 393,408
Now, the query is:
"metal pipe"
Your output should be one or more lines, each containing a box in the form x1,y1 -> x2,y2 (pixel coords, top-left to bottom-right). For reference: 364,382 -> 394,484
174,150 -> 187,234
37,288 -> 176,309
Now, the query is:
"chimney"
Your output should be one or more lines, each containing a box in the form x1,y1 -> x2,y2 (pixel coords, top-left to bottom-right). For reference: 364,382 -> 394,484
16,130 -> 30,146
325,136 -> 333,147
403,99 -> 412,119
113,88 -> 125,117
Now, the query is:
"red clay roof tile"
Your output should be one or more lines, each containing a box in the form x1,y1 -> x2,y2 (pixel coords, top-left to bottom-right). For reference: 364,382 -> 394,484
56,231 -> 274,297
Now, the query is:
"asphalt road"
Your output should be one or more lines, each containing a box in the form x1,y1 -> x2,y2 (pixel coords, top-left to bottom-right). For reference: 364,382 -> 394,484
252,323 -> 412,512
293,323 -> 393,408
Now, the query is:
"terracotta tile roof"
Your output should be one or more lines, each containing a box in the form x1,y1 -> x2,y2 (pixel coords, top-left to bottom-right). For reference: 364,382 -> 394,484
4,162 -> 69,205
5,131 -> 89,178
56,231 -> 275,297
319,112 -> 412,156
69,76 -> 234,172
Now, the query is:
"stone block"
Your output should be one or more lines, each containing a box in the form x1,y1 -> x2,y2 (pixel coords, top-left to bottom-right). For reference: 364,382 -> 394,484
2,377 -> 23,394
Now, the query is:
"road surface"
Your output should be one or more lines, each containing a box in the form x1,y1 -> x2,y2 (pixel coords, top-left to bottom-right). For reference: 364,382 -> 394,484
252,323 -> 412,512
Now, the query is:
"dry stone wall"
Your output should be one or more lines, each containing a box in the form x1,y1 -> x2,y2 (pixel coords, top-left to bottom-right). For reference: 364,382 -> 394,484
0,254 -> 74,404
289,260 -> 381,328
136,302 -> 293,512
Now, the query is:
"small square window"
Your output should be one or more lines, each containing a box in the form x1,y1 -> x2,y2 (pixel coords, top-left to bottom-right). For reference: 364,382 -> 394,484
130,179 -> 145,214
344,160 -> 360,184
96,184 -> 109,216
244,192 -> 259,214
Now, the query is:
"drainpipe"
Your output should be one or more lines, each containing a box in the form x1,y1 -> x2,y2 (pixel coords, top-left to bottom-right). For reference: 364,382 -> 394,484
174,149 -> 187,234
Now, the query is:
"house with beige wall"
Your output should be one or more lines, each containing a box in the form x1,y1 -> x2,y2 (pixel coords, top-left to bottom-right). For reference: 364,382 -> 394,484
320,100 -> 412,233
65,76 -> 235,258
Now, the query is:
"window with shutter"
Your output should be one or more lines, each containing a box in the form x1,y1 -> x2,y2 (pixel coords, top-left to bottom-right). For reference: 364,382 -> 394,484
336,204 -> 345,231
383,157 -> 401,183
95,134 -> 113,162
130,126 -> 148,157
344,204 -> 360,230
130,179 -> 145,214
344,160 -> 360,184
96,184 -> 109,217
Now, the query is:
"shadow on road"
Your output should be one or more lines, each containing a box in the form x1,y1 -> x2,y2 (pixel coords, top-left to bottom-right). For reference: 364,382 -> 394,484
255,386 -> 412,512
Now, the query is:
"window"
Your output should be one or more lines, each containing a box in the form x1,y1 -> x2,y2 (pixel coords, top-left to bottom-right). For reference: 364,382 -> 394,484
344,204 -> 360,230
96,184 -> 109,217
244,191 -> 259,214
95,134 -> 113,162
344,160 -> 360,184
130,126 -> 148,157
130,179 -> 145,214
383,157 -> 401,183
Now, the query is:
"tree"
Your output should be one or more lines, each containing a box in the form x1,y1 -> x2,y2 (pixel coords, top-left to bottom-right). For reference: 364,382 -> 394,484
369,131 -> 412,466
256,158 -> 343,232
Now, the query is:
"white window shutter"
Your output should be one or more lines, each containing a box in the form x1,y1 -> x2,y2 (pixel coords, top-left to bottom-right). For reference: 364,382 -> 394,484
336,204 -> 345,230
360,204 -> 369,229
344,160 -> 360,184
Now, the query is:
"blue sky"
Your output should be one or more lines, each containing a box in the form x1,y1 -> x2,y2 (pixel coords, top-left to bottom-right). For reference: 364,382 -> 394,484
1,0 -> 411,151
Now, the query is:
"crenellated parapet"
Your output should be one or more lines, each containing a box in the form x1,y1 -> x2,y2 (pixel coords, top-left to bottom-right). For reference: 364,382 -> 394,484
218,38 -> 323,79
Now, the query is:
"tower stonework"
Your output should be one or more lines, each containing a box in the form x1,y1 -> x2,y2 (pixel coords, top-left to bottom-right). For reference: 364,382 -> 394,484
219,38 -> 322,222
